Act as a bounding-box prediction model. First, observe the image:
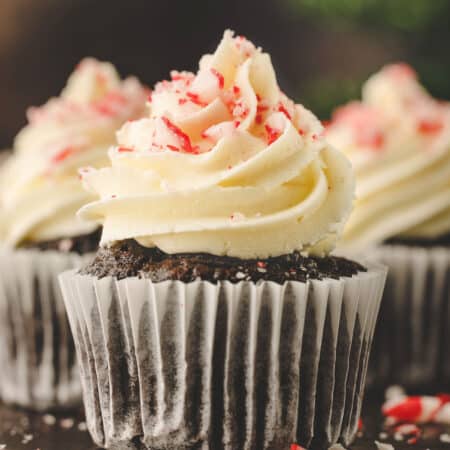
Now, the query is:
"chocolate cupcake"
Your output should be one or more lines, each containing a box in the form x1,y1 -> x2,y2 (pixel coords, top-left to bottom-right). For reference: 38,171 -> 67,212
0,58 -> 147,411
59,31 -> 386,449
327,63 -> 450,387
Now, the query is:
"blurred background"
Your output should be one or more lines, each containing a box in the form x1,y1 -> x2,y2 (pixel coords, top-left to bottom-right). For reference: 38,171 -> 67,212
0,0 -> 449,149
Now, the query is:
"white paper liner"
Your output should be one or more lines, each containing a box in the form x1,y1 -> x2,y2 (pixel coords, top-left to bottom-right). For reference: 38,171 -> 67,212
0,247 -> 92,411
367,245 -> 450,387
59,263 -> 386,449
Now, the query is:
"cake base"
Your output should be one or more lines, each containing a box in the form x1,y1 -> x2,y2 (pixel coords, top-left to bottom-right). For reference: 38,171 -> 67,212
81,239 -> 365,283
22,229 -> 101,255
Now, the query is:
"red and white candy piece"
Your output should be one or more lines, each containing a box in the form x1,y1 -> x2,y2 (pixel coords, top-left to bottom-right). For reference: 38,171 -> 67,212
382,394 -> 450,424
393,423 -> 421,444
290,444 -> 305,450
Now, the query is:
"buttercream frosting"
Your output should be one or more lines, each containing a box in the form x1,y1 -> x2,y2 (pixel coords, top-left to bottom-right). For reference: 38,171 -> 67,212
0,58 -> 148,246
80,31 -> 354,258
327,63 -> 450,250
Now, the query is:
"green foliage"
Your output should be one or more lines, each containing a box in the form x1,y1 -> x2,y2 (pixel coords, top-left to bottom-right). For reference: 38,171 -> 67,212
284,0 -> 450,115
287,0 -> 449,30
297,76 -> 363,120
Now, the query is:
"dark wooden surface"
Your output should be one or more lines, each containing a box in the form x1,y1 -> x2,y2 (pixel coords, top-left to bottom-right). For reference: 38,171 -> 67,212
0,391 -> 450,449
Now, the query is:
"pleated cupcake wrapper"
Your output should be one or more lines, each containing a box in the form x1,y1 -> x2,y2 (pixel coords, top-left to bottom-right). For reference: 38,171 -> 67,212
368,245 -> 450,387
59,264 -> 386,450
0,248 -> 92,411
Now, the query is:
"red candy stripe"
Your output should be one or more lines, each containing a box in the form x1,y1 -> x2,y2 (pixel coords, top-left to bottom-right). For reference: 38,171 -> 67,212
278,103 -> 292,120
161,116 -> 196,154
417,119 -> 443,135
210,68 -> 224,89
383,394 -> 450,423
52,146 -> 76,164
265,124 -> 281,144
383,396 -> 422,422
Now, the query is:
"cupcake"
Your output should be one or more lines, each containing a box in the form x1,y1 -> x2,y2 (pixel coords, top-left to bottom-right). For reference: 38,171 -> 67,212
59,31 -> 386,449
327,63 -> 450,387
0,58 -> 147,410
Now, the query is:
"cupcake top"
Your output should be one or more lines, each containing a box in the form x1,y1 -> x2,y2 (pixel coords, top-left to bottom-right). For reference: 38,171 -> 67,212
327,63 -> 450,250
0,58 -> 148,247
80,30 -> 354,259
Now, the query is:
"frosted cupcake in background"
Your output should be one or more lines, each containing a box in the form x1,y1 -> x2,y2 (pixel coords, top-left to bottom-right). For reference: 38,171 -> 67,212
327,63 -> 450,387
0,58 -> 147,410
60,30 -> 386,449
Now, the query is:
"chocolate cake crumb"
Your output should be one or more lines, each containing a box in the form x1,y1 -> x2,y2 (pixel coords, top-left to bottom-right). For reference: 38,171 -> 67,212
81,239 -> 366,284
385,232 -> 450,248
21,229 -> 101,255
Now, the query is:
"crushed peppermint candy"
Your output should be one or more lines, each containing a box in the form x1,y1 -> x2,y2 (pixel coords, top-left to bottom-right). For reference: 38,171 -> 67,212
51,146 -> 77,164
375,441 -> 395,450
230,212 -> 245,221
21,434 -> 33,444
59,417 -> 75,429
393,423 -> 421,444
57,239 -> 73,253
385,385 -> 406,401
265,124 -> 281,144
42,413 -> 57,425
417,118 -> 444,135
161,116 -> 197,154
77,421 -> 88,432
210,68 -> 224,90
278,102 -> 292,120
383,392 -> 450,424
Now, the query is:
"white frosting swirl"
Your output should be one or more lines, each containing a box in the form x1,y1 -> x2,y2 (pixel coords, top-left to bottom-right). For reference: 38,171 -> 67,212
327,63 -> 450,250
0,58 -> 147,246
80,31 -> 354,258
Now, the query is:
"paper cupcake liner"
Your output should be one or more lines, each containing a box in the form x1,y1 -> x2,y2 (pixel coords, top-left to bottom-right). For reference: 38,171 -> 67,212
368,245 -> 450,387
59,263 -> 386,449
0,247 -> 92,411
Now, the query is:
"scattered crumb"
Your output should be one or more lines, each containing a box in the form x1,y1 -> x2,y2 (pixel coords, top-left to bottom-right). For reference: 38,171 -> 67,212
77,421 -> 88,431
385,385 -> 406,401
42,414 -> 56,425
394,424 -> 420,434
440,433 -> 450,443
375,441 -> 395,450
60,417 -> 75,429
378,432 -> 388,440
392,423 -> 420,444
21,433 -> 33,444
0,444 -> 6,449
58,238 -> 74,252
230,212 -> 245,221
384,416 -> 398,427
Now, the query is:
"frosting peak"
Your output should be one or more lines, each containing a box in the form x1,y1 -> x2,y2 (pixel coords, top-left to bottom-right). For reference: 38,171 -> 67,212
80,31 -> 354,258
0,58 -> 148,246
61,58 -> 122,104
327,63 -> 450,249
